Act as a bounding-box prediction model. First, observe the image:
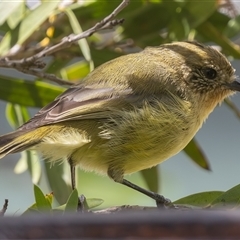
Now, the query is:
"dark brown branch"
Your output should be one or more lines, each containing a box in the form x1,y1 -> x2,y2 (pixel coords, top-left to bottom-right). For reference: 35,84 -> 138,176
0,199 -> 8,217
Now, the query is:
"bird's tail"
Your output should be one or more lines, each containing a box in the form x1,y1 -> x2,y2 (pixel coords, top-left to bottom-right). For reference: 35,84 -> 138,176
0,130 -> 41,159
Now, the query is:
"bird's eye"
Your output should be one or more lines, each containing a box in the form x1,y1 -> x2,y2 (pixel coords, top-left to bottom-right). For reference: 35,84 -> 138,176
201,67 -> 217,79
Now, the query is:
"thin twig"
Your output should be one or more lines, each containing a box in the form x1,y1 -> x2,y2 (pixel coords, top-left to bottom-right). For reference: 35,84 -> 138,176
224,98 -> 240,119
32,19 -> 125,61
17,68 -> 74,86
0,0 -> 129,85
0,199 -> 8,217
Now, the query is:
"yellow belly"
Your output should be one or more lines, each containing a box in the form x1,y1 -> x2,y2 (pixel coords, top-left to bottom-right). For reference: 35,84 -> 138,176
71,99 -> 201,180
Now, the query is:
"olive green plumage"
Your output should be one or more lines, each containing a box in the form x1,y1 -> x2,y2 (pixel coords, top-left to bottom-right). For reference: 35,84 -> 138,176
0,41 -> 238,185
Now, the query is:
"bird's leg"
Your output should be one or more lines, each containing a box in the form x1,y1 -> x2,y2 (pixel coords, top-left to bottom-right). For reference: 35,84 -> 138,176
68,157 -> 85,212
108,167 -> 175,208
69,160 -> 76,190
121,179 -> 174,208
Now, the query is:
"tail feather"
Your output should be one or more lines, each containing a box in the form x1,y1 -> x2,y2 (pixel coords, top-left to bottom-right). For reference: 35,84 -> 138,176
0,130 -> 40,159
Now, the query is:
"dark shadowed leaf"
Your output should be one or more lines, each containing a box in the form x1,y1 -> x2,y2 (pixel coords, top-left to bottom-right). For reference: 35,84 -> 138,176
91,48 -> 123,67
174,191 -> 223,207
184,1 -> 217,28
22,203 -> 40,216
44,161 -> 72,205
64,189 -> 79,212
140,167 -> 159,193
0,76 -> 64,107
5,103 -> 29,128
210,184 -> 240,208
84,198 -> 104,210
184,139 -> 210,170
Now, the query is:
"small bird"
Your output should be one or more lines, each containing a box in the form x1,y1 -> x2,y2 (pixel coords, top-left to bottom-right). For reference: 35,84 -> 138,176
0,41 -> 239,206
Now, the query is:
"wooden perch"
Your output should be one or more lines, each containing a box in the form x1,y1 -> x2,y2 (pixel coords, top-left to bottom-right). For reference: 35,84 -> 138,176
1,210 -> 240,239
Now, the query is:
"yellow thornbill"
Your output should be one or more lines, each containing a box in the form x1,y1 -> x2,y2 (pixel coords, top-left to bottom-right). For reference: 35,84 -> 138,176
0,41 -> 239,206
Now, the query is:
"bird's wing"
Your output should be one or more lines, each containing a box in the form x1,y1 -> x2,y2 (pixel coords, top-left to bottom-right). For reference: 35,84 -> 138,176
19,84 -> 137,130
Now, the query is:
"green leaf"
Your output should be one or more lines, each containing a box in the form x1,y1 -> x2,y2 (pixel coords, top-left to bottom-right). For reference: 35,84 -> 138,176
45,58 -> 71,75
7,1 -> 26,29
53,196 -> 103,212
123,3 -> 171,45
22,203 -> 40,216
53,192 -> 103,213
53,204 -> 66,212
5,103 -> 20,129
174,191 -> 223,207
84,198 -> 104,210
183,0 -> 217,28
184,138 -> 210,170
44,161 -> 72,205
168,16 -> 190,41
140,167 -> 159,193
5,103 -> 30,128
14,154 -> 28,174
0,1 -> 23,25
71,1 -> 123,21
64,189 -> 79,212
26,151 -> 42,184
210,184 -> 240,208
0,1 -> 60,56
33,185 -> 52,212
60,61 -> 90,81
14,150 -> 42,185
65,8 -> 94,71
0,76 -> 65,108
23,192 -> 53,215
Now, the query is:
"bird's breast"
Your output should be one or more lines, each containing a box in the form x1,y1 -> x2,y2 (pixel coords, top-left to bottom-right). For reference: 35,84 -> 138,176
96,98 -> 202,175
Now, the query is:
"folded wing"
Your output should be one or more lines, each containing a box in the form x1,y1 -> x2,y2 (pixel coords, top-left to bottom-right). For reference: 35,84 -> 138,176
19,84 -> 136,130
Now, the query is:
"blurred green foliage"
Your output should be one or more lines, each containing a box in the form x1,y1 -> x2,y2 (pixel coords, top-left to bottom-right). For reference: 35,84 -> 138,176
22,185 -> 103,215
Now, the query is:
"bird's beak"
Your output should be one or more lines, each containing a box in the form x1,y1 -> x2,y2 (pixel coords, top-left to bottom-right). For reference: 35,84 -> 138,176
226,81 -> 240,92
